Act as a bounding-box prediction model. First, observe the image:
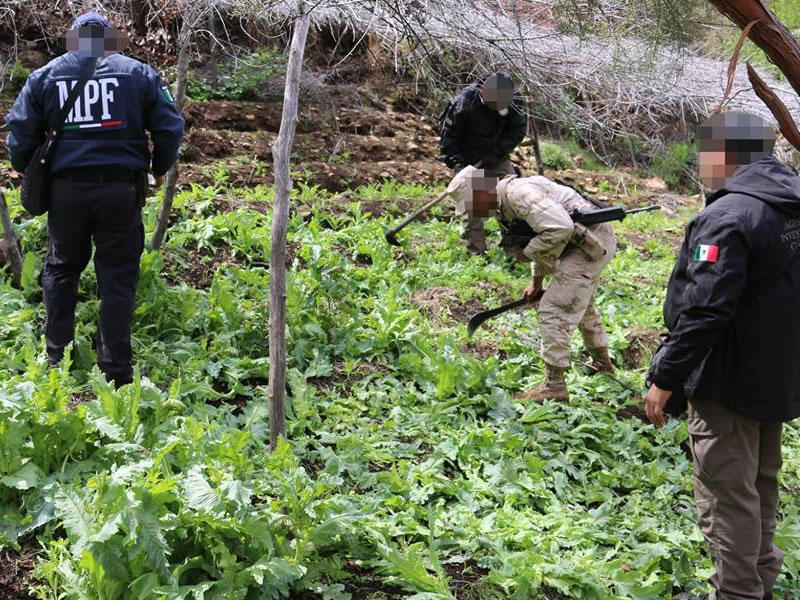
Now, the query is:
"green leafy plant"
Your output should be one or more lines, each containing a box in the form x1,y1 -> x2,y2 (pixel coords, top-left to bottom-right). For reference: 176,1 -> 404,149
650,140 -> 695,191
0,179 -> 796,600
539,140 -> 575,171
9,60 -> 31,93
186,49 -> 286,102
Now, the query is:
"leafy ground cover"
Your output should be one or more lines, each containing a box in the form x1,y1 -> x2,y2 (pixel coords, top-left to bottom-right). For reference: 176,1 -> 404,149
1,179 -> 799,600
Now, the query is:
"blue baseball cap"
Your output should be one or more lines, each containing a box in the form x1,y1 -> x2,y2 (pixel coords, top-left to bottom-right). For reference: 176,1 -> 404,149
71,12 -> 111,30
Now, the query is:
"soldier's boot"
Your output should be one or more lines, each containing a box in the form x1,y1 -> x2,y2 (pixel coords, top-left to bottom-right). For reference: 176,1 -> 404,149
588,346 -> 615,374
519,363 -> 569,403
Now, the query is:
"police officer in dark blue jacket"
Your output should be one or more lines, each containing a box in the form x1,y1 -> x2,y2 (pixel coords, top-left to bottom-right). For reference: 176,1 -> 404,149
5,12 -> 184,386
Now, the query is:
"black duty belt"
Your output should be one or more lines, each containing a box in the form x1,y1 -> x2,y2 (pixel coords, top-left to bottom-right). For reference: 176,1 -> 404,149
55,167 -> 138,183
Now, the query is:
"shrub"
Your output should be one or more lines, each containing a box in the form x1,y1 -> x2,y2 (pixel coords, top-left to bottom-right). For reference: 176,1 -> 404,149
650,140 -> 695,191
8,61 -> 31,93
539,140 -> 574,170
187,48 -> 285,102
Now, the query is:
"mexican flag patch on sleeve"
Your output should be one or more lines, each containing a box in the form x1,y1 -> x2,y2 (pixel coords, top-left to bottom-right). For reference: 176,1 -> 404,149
694,244 -> 719,263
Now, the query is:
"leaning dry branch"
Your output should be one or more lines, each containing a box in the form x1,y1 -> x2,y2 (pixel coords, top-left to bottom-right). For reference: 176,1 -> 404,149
151,1 -> 214,251
747,63 -> 800,153
0,191 -> 24,287
715,19 -> 760,114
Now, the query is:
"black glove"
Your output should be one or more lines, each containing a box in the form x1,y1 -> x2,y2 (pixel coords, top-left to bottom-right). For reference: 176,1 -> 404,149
444,154 -> 467,170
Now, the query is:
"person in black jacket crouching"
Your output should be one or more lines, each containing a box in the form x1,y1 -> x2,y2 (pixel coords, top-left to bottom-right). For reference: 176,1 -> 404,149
646,111 -> 800,600
439,72 -> 527,255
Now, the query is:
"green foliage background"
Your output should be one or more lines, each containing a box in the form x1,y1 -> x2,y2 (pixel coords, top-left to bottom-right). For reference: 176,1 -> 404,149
0,180 -> 799,599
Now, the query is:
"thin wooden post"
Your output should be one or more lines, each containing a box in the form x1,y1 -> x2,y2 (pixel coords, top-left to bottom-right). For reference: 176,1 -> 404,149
151,9 -> 194,251
0,190 -> 24,287
268,8 -> 312,449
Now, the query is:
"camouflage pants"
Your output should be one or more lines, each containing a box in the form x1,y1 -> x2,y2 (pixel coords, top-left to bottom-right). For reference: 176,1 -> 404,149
456,158 -> 516,255
537,223 -> 616,368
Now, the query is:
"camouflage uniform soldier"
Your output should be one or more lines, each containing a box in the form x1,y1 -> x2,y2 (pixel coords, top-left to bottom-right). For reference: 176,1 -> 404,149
447,166 -> 617,401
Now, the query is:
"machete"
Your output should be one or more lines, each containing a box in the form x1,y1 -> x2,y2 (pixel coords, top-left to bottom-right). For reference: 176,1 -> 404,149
467,290 -> 544,337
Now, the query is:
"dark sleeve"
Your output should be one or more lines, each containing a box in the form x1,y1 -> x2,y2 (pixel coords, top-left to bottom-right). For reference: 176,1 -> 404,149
650,211 -> 750,391
483,98 -> 527,165
439,96 -> 468,169
5,71 -> 46,173
142,66 -> 185,176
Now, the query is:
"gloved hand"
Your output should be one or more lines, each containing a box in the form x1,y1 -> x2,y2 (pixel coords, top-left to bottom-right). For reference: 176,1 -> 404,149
445,154 -> 467,170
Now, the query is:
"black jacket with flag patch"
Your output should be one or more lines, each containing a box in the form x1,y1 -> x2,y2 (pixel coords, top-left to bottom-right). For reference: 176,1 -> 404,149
651,155 -> 800,422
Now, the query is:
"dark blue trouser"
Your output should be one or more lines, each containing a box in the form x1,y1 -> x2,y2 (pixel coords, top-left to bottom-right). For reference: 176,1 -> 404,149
43,174 -> 144,386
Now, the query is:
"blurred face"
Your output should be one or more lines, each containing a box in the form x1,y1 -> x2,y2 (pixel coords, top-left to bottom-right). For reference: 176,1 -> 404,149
65,24 -> 129,57
696,112 -> 776,193
454,170 -> 498,218
480,75 -> 514,113
698,150 -> 741,191
470,188 -> 498,218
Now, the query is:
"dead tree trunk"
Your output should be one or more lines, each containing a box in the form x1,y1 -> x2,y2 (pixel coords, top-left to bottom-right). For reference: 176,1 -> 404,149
523,86 -> 544,175
268,8 -> 312,449
706,0 -> 800,151
530,118 -> 544,176
706,1 -> 800,99
0,191 -> 24,287
151,11 -> 194,251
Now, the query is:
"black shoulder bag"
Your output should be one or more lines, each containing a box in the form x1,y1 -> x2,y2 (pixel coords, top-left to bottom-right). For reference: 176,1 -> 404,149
21,58 -> 97,216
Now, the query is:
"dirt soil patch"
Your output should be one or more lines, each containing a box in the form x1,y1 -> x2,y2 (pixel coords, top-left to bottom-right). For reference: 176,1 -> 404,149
411,286 -> 486,326
445,561 -> 491,599
183,129 -> 439,166
209,380 -> 250,416
182,128 -> 274,164
621,326 -> 662,370
339,562 -> 409,599
616,403 -> 649,424
306,361 -> 393,392
0,539 -> 38,600
179,158 -> 450,193
161,244 -> 246,289
184,101 -> 439,138
462,338 -> 506,361
69,390 -> 97,411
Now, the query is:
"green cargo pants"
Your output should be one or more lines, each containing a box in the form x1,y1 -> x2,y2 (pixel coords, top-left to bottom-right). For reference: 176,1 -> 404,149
688,399 -> 784,600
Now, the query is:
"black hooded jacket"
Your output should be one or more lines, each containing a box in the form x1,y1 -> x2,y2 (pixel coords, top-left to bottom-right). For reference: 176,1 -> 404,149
650,156 -> 800,422
439,83 -> 527,169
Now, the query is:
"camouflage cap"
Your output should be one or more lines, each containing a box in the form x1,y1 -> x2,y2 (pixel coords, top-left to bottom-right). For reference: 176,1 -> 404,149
446,166 -> 498,216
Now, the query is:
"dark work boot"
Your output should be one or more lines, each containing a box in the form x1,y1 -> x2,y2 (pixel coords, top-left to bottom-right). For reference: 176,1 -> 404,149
518,363 -> 569,403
